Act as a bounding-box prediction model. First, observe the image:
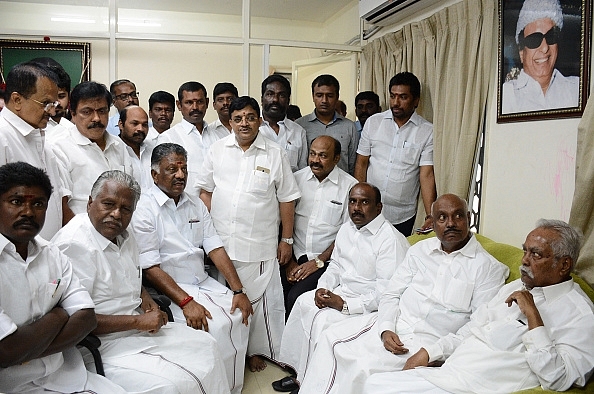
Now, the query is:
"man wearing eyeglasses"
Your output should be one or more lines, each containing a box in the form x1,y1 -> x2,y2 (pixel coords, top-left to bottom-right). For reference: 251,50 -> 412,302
196,96 -> 301,373
502,0 -> 579,114
0,61 -> 68,240
51,81 -> 136,220
106,79 -> 150,135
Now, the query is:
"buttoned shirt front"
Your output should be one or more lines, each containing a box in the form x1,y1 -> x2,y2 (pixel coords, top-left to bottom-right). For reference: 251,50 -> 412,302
0,108 -> 65,239
421,278 -> 594,393
52,125 -> 136,215
0,234 -> 94,392
502,69 -> 580,114
124,142 -> 154,191
158,119 -> 228,198
259,116 -> 308,172
52,214 -> 142,342
293,166 -> 357,260
196,132 -> 300,262
376,236 -> 509,342
296,111 -> 359,175
131,185 -> 224,285
357,110 -> 433,224
317,213 -> 410,315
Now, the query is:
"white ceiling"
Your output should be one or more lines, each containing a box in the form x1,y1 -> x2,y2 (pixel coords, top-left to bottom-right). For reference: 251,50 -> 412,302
13,0 -> 356,23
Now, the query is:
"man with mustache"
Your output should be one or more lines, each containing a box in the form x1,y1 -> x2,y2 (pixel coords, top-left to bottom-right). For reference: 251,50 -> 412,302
296,74 -> 359,175
365,219 -> 594,393
0,162 -> 127,393
51,81 -> 136,219
196,96 -> 301,373
294,193 -> 508,394
355,72 -> 436,237
118,105 -> 153,190
259,74 -> 308,173
130,143 -> 252,394
354,90 -> 380,138
147,90 -> 175,143
502,0 -> 579,114
0,61 -> 68,239
159,81 -> 228,199
279,135 -> 357,318
275,182 -> 410,392
52,170 -> 230,394
209,82 -> 237,134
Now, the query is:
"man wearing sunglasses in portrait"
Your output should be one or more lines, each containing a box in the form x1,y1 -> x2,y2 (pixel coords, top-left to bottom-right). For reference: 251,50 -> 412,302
501,0 -> 579,114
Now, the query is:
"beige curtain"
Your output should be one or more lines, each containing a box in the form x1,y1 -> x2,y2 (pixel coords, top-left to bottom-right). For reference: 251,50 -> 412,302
569,97 -> 594,286
361,0 -> 496,224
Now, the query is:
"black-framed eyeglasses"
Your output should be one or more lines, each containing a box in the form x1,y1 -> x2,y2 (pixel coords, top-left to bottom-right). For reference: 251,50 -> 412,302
114,92 -> 138,101
520,26 -> 561,50
31,99 -> 60,112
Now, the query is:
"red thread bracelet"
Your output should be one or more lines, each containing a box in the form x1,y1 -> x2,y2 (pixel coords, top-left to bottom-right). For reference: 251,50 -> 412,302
178,296 -> 193,308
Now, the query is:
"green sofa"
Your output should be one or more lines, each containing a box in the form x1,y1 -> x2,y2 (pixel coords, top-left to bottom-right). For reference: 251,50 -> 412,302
406,232 -> 594,393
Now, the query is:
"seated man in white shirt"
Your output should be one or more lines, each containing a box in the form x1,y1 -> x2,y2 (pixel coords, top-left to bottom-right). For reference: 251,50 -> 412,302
365,219 -> 594,393
296,194 -> 509,394
52,170 -> 229,394
52,81 -> 135,218
274,182 -> 410,391
281,135 -> 357,317
0,162 -> 125,394
131,142 -> 252,394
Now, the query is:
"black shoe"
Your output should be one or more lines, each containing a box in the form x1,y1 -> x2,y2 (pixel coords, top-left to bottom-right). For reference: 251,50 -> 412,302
272,376 -> 299,392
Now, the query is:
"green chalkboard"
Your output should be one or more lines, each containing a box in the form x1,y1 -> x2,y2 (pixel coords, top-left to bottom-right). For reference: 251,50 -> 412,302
0,39 -> 90,86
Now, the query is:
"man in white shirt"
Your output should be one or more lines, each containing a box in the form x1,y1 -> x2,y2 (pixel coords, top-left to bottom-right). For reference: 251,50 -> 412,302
281,135 -> 357,317
275,182 -> 410,391
354,91 -> 380,138
131,142 -> 252,394
159,81 -> 228,199
146,90 -> 175,143
196,96 -> 301,372
106,79 -> 139,135
355,72 -> 436,236
0,162 -> 126,394
295,74 -> 359,175
118,105 -> 153,190
52,81 -> 135,219
502,0 -> 579,114
209,82 -> 237,135
365,219 -> 594,393
259,75 -> 308,172
52,170 -> 229,394
0,61 -> 68,239
296,194 -> 509,394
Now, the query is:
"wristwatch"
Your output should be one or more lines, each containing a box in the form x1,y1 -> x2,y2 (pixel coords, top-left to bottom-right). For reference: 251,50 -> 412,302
280,237 -> 294,245
232,287 -> 247,295
341,301 -> 349,315
314,256 -> 325,269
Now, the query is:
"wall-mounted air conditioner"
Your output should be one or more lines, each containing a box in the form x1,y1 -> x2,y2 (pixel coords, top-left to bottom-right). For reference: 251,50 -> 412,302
359,0 -> 442,26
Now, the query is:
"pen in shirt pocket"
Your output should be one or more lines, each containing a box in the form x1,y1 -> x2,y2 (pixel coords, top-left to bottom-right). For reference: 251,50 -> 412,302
189,219 -> 200,229
330,200 -> 342,205
52,278 -> 61,297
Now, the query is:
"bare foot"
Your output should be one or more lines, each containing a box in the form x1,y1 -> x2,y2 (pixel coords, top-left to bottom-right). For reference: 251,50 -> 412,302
247,355 -> 267,372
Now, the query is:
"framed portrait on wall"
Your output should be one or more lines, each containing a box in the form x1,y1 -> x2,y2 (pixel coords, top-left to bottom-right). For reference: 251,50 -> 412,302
0,39 -> 91,87
497,0 -> 591,123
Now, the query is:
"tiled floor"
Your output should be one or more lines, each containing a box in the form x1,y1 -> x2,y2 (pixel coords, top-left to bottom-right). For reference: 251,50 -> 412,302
242,363 -> 292,393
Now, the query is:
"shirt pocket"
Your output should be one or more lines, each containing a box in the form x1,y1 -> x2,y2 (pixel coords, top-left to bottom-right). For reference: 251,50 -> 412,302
285,144 -> 300,170
44,280 -> 65,311
488,319 -> 528,351
319,200 -> 343,226
399,142 -> 422,166
247,169 -> 270,196
433,275 -> 474,312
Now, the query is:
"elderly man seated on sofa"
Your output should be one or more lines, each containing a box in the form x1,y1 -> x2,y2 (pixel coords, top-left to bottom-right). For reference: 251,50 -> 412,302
364,219 -> 594,393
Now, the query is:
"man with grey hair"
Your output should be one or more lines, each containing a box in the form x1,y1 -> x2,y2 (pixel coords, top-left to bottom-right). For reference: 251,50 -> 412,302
52,170 -> 229,394
365,219 -> 594,393
294,194 -> 508,394
131,143 -> 251,394
502,0 -> 579,113
107,79 -> 140,135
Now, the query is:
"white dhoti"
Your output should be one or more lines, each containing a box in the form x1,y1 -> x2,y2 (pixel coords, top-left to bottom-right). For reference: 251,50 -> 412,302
363,369 -> 450,394
85,322 -> 230,394
299,313 -> 425,394
278,288 -> 355,380
232,258 -> 285,361
170,276 -> 249,394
